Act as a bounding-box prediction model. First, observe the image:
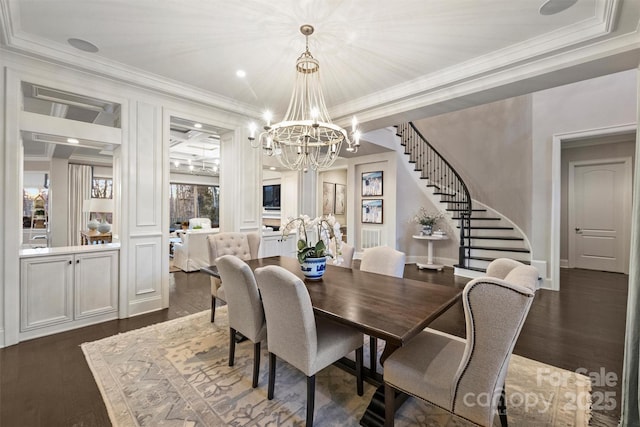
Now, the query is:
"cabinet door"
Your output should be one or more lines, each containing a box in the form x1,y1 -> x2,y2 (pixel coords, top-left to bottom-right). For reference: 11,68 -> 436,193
21,255 -> 74,331
260,236 -> 282,258
74,251 -> 119,319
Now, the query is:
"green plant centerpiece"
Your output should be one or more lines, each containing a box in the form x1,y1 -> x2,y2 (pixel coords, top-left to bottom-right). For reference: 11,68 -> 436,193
411,208 -> 444,235
281,214 -> 344,279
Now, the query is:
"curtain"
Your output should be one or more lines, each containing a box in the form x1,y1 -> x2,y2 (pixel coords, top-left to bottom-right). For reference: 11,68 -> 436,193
67,164 -> 92,246
620,115 -> 640,425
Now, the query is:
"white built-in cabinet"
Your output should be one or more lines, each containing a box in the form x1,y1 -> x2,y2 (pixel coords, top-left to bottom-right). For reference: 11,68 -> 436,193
260,232 -> 297,258
20,247 -> 119,339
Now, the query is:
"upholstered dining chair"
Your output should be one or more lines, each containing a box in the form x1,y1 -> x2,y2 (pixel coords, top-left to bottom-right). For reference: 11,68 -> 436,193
359,245 -> 406,373
215,254 -> 267,388
383,261 -> 539,427
337,242 -> 355,268
360,245 -> 406,278
208,232 -> 260,322
255,265 -> 364,427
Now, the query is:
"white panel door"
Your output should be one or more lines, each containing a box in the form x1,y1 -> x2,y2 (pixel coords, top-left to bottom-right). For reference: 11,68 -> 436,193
569,159 -> 631,273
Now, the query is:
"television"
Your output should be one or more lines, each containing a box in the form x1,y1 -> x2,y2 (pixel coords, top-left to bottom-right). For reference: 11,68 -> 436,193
263,184 -> 281,210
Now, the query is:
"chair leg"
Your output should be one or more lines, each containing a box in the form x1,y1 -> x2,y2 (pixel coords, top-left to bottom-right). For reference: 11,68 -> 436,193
370,336 -> 378,374
384,382 -> 395,427
228,327 -> 236,366
306,375 -> 316,427
498,384 -> 508,427
355,346 -> 364,396
268,352 -> 276,400
252,342 -> 261,388
211,296 -> 216,322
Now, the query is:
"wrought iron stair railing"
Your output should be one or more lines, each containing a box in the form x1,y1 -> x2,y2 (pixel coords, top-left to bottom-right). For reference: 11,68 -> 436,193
396,122 -> 472,268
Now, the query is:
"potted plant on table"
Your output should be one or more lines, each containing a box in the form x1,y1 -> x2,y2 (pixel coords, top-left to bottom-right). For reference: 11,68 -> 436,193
411,208 -> 444,236
281,214 -> 343,280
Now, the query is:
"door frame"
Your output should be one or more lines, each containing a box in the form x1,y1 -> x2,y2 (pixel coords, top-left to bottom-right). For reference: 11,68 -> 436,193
567,157 -> 632,273
551,123 -> 636,291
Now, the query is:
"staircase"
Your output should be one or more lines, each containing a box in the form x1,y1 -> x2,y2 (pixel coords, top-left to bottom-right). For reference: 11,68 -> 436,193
396,123 -> 531,275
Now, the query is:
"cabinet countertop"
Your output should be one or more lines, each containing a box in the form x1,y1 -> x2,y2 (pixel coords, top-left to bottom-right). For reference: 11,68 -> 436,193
19,243 -> 120,259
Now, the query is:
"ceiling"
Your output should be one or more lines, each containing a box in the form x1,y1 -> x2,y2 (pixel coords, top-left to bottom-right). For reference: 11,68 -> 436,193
4,0 -> 640,168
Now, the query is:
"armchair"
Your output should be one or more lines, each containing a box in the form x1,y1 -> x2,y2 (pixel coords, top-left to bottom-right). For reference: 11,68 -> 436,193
383,259 -> 538,426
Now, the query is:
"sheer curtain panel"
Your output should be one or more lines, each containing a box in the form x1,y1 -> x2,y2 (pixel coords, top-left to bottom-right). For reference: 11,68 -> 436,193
67,164 -> 92,246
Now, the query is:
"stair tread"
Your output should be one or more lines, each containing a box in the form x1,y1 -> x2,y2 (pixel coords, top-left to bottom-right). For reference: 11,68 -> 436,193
465,236 -> 524,241
457,226 -> 514,230
447,208 -> 486,212
468,246 -> 530,253
468,256 -> 530,264
453,217 -> 501,221
454,265 -> 487,273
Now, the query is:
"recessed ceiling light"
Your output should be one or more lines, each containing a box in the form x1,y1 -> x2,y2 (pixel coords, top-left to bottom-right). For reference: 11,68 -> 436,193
269,166 -> 276,171
67,138 -> 79,144
236,70 -> 246,78
173,160 -> 180,167
193,123 -> 202,129
67,38 -> 99,53
539,0 -> 578,15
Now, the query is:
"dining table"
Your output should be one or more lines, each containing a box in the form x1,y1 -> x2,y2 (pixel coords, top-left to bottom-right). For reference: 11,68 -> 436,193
202,255 -> 463,426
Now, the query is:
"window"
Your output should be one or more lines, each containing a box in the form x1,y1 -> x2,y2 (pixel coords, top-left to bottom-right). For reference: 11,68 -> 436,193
92,177 -> 113,199
169,184 -> 219,228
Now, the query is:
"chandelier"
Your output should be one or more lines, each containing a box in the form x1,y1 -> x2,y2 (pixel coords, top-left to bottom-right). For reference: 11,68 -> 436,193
249,25 -> 360,171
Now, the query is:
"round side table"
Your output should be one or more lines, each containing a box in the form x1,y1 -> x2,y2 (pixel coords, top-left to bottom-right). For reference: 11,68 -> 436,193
412,234 -> 449,271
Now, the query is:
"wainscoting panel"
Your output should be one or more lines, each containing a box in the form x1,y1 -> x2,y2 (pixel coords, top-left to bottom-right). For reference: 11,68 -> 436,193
134,101 -> 159,228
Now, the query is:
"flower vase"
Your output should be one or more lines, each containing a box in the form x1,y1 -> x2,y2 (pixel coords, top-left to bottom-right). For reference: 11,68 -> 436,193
300,257 -> 327,280
421,225 -> 433,236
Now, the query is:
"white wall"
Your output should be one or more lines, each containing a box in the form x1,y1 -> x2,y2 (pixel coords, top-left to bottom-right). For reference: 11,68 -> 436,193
532,70 -> 638,277
1,49 -> 257,347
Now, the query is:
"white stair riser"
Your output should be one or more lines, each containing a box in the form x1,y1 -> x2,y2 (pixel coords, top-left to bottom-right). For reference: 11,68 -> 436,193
466,239 -> 527,249
459,228 -> 517,238
468,248 -> 530,260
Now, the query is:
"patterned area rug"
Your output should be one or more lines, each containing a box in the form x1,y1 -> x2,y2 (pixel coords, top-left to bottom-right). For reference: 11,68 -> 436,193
81,308 -> 592,426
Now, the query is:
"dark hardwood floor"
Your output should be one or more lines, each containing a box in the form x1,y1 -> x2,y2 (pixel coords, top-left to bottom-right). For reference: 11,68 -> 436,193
0,265 -> 626,426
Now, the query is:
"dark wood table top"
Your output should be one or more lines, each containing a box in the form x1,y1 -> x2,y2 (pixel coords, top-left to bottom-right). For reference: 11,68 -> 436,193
203,256 -> 462,349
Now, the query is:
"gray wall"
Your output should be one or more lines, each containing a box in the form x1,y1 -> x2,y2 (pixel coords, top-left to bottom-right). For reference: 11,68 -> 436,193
411,95 -> 533,235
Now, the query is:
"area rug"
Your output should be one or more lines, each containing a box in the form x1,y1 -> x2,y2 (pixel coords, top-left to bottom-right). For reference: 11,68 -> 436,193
81,308 -> 592,426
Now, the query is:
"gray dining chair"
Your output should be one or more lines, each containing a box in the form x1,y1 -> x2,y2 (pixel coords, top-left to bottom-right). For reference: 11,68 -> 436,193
255,265 -> 364,427
383,262 -> 538,427
216,254 -> 267,388
359,245 -> 406,374
337,242 -> 355,268
208,232 -> 260,322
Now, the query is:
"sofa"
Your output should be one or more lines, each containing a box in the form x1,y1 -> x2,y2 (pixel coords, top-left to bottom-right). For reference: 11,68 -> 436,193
173,227 -> 220,272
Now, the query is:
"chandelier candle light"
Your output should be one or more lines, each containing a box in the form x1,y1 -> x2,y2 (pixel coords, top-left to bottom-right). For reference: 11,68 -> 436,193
249,25 -> 361,171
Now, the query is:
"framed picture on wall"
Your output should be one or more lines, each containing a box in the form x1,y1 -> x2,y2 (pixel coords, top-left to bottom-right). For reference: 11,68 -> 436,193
334,184 -> 346,215
322,182 -> 335,215
362,199 -> 383,224
362,171 -> 383,196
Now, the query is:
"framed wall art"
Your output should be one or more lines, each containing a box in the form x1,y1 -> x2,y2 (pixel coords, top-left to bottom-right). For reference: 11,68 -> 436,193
334,183 -> 346,215
362,171 -> 383,196
322,182 -> 335,215
362,198 -> 383,224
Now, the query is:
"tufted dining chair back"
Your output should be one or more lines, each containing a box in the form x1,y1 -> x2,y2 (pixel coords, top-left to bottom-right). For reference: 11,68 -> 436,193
207,232 -> 260,322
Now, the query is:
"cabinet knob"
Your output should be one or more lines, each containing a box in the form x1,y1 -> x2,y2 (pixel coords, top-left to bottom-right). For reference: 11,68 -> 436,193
68,260 -> 72,265
76,259 -> 80,263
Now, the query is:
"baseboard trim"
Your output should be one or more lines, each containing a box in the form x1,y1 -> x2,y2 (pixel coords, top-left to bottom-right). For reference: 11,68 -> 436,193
0,328 -> 4,349
560,259 -> 569,268
128,296 -> 164,317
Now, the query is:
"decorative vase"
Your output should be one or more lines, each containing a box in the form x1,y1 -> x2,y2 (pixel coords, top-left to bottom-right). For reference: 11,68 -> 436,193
300,257 -> 327,280
87,219 -> 100,231
98,220 -> 111,233
421,225 -> 433,236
